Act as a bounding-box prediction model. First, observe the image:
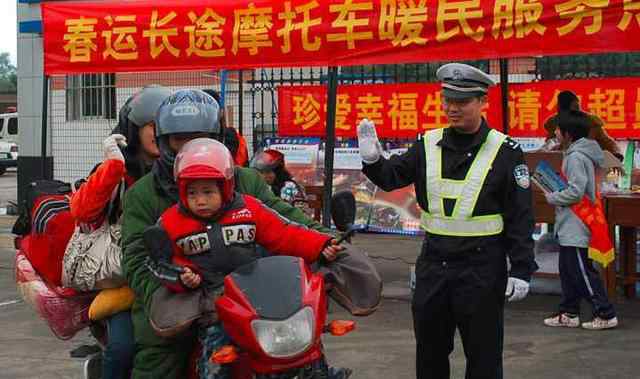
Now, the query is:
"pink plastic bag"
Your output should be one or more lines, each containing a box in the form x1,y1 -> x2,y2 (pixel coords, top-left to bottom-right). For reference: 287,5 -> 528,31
15,250 -> 95,340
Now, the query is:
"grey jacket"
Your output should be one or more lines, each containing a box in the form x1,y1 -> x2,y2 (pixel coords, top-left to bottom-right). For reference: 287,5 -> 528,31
547,138 -> 604,248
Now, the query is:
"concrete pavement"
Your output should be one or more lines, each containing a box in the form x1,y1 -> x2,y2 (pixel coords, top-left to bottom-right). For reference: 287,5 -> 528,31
1,232 -> 639,378
0,169 -> 17,209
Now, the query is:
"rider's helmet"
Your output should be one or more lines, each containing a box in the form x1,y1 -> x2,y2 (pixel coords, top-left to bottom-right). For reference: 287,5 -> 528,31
154,89 -> 222,175
155,89 -> 221,140
174,138 -> 236,207
112,85 -> 172,162
125,85 -> 173,129
249,149 -> 285,173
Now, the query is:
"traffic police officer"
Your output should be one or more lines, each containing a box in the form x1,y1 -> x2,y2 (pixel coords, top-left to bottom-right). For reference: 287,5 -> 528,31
357,63 -> 538,379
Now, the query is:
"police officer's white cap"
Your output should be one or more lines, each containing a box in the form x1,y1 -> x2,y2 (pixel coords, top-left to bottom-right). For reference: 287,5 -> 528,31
436,63 -> 495,99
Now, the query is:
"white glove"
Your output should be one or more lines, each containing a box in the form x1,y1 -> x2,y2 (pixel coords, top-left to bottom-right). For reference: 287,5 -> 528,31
357,119 -> 383,164
505,277 -> 530,302
103,134 -> 127,162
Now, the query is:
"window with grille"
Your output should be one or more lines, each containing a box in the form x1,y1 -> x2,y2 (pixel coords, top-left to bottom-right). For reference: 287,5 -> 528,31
66,74 -> 116,121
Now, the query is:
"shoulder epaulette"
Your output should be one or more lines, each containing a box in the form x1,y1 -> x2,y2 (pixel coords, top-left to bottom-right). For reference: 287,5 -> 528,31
503,137 -> 520,150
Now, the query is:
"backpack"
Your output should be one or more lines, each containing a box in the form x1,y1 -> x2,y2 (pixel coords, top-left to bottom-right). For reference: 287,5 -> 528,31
12,180 -> 72,235
13,180 -> 75,287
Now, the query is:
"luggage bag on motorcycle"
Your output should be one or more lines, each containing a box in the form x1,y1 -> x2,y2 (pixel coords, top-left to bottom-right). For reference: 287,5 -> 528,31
12,180 -> 75,287
12,180 -> 93,340
15,249 -> 94,340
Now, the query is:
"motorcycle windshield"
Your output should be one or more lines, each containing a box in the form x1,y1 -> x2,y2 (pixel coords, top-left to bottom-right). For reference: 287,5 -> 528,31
230,256 -> 303,320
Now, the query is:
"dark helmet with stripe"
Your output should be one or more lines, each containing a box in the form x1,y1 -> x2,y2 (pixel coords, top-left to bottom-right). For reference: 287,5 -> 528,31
154,89 -> 222,183
155,89 -> 221,138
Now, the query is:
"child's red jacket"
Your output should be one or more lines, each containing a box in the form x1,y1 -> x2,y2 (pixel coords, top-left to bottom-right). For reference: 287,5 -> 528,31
158,193 -> 331,292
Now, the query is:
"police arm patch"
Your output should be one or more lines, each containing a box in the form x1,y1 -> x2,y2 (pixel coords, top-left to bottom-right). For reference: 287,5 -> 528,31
514,164 -> 530,189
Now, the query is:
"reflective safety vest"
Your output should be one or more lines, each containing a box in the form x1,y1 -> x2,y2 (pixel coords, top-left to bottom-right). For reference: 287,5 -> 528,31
420,128 -> 507,237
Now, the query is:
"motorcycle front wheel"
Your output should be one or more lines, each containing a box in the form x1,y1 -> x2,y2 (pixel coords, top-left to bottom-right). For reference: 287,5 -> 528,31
254,356 -> 330,379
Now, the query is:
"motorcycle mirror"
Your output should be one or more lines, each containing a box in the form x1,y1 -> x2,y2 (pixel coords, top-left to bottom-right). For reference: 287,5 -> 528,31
143,224 -> 174,263
330,191 -> 356,232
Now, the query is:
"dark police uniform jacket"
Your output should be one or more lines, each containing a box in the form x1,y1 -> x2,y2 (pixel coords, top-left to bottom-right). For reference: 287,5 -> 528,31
362,120 -> 538,281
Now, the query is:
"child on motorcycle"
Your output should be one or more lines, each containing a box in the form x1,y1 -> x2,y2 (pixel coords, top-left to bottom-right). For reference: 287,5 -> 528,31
149,138 -> 342,378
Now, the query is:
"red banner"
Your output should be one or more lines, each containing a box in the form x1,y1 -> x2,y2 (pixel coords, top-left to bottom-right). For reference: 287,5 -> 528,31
43,0 -> 639,74
277,77 -> 640,139
278,83 -> 461,138
505,78 -> 640,138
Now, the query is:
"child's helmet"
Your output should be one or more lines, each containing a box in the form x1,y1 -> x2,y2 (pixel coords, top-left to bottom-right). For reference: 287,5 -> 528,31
249,149 -> 285,172
174,138 -> 235,205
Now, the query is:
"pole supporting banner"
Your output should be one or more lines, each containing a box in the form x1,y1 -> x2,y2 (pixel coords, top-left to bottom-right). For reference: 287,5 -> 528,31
322,66 -> 339,228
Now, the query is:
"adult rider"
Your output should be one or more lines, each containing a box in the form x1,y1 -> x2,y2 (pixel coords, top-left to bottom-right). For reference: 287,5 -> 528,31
121,89 -> 349,379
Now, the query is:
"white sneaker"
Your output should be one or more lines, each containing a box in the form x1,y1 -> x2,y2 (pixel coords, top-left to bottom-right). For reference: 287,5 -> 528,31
543,313 -> 580,328
581,317 -> 618,330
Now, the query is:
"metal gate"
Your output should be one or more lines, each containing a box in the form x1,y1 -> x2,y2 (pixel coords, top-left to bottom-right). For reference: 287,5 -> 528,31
247,61 -> 489,150
247,53 -> 640,150
45,52 -> 640,182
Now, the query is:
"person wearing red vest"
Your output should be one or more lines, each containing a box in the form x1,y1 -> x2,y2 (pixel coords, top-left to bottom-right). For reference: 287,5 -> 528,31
543,110 -> 618,330
148,138 -> 341,378
156,138 -> 339,293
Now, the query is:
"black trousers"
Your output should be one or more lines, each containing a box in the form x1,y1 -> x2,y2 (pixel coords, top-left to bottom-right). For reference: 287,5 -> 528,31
558,245 -> 616,319
412,253 -> 507,379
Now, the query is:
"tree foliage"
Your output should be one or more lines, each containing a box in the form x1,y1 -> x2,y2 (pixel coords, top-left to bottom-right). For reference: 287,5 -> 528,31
0,53 -> 17,93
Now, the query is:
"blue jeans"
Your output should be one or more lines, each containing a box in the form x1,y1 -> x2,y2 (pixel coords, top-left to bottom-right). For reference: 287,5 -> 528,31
198,323 -> 232,379
103,311 -> 135,379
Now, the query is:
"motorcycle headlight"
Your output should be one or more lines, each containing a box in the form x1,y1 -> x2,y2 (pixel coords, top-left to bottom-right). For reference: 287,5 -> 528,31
251,306 -> 315,358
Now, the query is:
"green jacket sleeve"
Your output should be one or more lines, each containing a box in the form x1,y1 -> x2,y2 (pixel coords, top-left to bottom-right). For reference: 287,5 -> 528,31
121,177 -> 164,314
236,167 -> 331,234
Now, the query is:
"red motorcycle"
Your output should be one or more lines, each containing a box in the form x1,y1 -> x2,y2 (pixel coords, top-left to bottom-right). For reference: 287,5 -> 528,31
191,190 -> 362,379
210,254 -> 355,379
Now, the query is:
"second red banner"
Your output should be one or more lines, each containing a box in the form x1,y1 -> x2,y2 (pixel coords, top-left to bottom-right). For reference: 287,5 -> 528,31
278,78 -> 640,139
